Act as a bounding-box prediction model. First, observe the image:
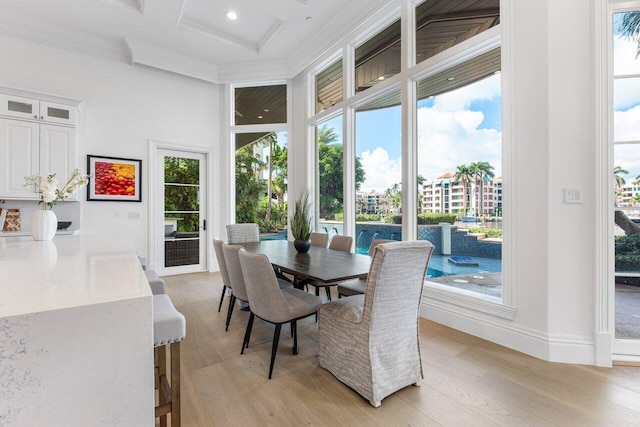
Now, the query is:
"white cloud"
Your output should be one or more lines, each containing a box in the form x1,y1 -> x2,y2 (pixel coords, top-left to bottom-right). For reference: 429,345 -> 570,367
615,105 -> 640,141
359,147 -> 402,193
613,35 -> 640,110
358,74 -> 502,193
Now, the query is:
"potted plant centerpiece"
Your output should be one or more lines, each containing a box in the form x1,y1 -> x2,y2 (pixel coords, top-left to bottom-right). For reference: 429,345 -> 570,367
290,189 -> 312,253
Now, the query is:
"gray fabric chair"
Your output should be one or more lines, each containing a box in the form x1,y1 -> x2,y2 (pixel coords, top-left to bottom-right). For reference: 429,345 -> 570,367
307,234 -> 353,301
222,243 -> 293,331
310,232 -> 329,248
318,240 -> 434,407
337,239 -> 395,298
226,223 -> 260,244
212,238 -> 232,313
238,249 -> 322,379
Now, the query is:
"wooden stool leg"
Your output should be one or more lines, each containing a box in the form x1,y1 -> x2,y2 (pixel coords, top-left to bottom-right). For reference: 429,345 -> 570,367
158,346 -> 168,427
171,342 -> 181,427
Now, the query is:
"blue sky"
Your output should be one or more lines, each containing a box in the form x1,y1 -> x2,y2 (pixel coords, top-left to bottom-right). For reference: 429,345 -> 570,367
613,13 -> 640,182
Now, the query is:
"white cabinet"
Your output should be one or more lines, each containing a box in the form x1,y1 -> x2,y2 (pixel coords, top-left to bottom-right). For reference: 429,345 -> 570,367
0,90 -> 79,200
0,94 -> 77,126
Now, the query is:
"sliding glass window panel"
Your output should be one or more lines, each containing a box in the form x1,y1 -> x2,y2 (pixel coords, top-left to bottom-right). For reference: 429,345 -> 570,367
317,115 -> 344,237
614,12 -> 640,76
355,20 -> 401,94
417,54 -> 502,299
415,0 -> 499,65
234,132 -> 288,239
354,90 -> 402,253
234,85 -> 286,125
614,78 -> 640,142
316,59 -> 343,114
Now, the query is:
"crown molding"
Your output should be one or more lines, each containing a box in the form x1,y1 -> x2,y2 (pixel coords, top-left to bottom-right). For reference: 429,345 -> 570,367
125,38 -> 218,83
0,7 -> 129,63
179,18 -> 258,52
216,60 -> 292,84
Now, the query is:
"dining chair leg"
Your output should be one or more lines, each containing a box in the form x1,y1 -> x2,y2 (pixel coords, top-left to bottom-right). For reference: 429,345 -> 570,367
268,324 -> 282,379
315,286 -> 320,296
292,320 -> 298,355
225,295 -> 236,331
241,312 -> 255,354
325,287 -> 332,301
290,320 -> 294,338
218,286 -> 227,312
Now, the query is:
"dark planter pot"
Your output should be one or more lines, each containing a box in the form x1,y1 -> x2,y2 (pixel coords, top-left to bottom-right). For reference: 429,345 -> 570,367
294,239 -> 311,253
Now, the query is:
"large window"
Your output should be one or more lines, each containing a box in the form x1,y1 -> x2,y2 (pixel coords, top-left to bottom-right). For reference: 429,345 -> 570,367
416,0 -> 500,65
417,48 -> 502,299
234,132 -> 288,239
316,59 -> 343,114
317,115 -> 343,235
612,11 -> 640,341
354,90 -> 402,252
234,85 -> 286,125
309,0 -> 503,307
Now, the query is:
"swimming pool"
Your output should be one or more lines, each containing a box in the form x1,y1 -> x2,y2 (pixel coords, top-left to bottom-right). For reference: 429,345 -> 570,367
356,242 -> 501,278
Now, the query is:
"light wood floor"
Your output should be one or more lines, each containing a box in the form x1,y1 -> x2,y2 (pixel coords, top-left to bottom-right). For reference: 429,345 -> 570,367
161,272 -> 640,426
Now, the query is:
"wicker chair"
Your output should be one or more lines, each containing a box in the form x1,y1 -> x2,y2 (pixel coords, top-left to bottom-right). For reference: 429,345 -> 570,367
318,241 -> 434,407
337,239 -> 394,298
226,223 -> 260,244
238,249 -> 322,379
310,232 -> 329,248
307,235 -> 353,301
212,238 -> 232,313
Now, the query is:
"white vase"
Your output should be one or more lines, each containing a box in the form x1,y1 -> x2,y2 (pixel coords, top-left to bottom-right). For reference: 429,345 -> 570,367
31,210 -> 57,241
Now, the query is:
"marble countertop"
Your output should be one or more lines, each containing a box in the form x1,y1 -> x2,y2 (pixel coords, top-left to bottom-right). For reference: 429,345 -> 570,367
0,234 -> 151,318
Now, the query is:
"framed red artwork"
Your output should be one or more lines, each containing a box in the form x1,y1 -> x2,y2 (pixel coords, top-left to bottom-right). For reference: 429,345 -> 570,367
87,155 -> 142,202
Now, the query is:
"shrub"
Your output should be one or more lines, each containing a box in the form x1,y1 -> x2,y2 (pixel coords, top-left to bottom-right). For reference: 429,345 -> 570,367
469,227 -> 503,238
615,233 -> 640,272
384,214 -> 402,224
355,213 -> 381,222
417,213 -> 457,225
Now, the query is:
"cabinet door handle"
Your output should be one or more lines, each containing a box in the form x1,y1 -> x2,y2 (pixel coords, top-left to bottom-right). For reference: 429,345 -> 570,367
40,116 -> 44,120
34,115 -> 38,119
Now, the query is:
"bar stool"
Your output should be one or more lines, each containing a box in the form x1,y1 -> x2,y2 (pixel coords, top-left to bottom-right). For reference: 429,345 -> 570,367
145,269 -> 166,295
153,294 -> 186,427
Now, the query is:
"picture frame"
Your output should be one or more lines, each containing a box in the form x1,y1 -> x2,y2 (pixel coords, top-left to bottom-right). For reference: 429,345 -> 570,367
87,155 -> 142,202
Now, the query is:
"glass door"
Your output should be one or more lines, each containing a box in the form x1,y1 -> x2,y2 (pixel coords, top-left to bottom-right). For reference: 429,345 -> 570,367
158,149 -> 207,274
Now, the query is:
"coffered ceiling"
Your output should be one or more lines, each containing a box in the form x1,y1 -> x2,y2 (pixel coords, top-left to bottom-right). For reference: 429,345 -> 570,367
0,0 -> 391,83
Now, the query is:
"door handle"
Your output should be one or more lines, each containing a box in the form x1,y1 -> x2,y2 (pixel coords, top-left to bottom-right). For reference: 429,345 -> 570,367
203,219 -> 206,231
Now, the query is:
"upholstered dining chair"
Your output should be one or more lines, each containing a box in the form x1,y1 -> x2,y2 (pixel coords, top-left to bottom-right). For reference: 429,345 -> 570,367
328,234 -> 353,252
226,223 -> 260,244
307,234 -> 353,301
337,239 -> 395,298
310,232 -> 329,248
318,240 -> 434,407
238,249 -> 323,379
212,238 -> 232,313
222,243 -> 293,331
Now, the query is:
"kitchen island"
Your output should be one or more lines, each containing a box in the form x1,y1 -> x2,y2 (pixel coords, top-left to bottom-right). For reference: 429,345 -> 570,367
0,234 -> 153,426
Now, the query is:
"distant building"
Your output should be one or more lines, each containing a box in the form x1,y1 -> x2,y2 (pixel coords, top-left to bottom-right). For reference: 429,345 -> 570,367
356,190 -> 385,215
421,173 -> 502,216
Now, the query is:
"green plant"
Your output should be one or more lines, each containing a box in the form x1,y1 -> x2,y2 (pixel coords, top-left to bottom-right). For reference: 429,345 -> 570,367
469,227 -> 503,238
290,189 -> 312,241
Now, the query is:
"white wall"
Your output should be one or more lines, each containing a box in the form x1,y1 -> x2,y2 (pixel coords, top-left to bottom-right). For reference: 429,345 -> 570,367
0,35 -> 222,259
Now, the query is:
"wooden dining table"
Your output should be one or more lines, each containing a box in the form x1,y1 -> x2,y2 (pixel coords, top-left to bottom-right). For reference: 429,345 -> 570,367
240,240 -> 371,287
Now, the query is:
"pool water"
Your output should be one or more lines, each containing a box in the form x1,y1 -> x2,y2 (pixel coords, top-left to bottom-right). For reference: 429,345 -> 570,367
356,244 -> 501,278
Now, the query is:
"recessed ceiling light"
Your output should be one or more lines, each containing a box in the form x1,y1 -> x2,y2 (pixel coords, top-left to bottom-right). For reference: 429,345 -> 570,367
306,16 -> 313,22
257,115 -> 263,119
494,70 -> 501,75
225,10 -> 238,20
263,109 -> 270,112
446,76 -> 455,81
378,76 -> 385,81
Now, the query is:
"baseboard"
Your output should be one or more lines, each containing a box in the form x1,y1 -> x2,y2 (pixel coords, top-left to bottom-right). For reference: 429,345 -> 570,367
420,301 -> 595,365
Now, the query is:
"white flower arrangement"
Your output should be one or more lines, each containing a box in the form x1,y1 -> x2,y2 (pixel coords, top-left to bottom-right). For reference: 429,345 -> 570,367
24,169 -> 91,210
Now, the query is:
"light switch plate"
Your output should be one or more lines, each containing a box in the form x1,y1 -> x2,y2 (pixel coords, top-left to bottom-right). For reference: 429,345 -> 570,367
564,188 -> 582,204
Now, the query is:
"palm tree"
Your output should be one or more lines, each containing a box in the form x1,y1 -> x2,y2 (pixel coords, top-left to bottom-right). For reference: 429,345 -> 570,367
613,166 -> 640,235
454,164 -> 474,216
621,12 -> 640,57
470,161 -> 495,216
